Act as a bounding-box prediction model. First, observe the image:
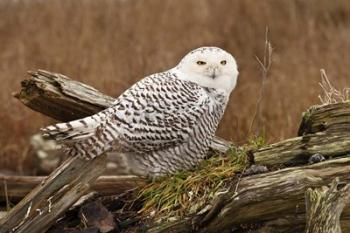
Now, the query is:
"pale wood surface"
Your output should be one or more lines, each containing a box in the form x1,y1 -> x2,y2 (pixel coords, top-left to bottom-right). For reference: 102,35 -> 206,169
0,175 -> 145,200
252,101 -> 350,167
0,155 -> 107,233
298,102 -> 350,136
252,131 -> 350,166
305,178 -> 350,233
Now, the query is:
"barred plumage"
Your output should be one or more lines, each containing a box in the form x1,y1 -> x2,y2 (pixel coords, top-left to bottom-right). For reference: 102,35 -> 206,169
41,47 -> 239,176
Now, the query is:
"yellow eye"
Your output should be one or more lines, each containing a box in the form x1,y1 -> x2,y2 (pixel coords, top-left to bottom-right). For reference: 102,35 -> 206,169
196,61 -> 206,65
220,60 -> 227,65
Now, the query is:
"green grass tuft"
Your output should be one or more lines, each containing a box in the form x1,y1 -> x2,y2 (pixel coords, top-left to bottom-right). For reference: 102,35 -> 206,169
137,145 -> 249,221
247,135 -> 267,150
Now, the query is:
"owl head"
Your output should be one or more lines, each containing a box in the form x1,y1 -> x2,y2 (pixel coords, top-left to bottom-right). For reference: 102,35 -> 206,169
176,47 -> 238,94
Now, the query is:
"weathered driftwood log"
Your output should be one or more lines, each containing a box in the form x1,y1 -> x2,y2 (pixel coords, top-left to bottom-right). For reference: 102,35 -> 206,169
147,157 -> 350,233
252,101 -> 350,167
0,155 -> 107,233
0,175 -> 144,200
305,178 -> 350,233
252,131 -> 350,166
15,70 -> 114,121
298,102 -> 350,136
3,158 -> 350,232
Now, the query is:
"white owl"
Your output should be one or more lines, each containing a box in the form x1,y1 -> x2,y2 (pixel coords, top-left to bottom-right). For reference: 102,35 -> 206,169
42,47 -> 239,176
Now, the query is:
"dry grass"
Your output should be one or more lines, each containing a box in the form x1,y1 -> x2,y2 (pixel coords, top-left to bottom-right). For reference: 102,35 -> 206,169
1,0 -> 350,172
318,69 -> 350,104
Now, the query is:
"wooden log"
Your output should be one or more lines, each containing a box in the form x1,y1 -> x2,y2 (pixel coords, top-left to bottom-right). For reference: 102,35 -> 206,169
15,70 -> 114,121
252,101 -> 350,167
304,178 -> 350,233
298,102 -> 350,136
252,131 -> 350,166
0,155 -> 107,233
145,157 -> 350,233
0,175 -> 145,201
3,154 -> 350,231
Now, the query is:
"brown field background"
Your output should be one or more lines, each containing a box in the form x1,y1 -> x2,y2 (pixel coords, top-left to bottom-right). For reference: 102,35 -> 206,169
0,0 -> 350,173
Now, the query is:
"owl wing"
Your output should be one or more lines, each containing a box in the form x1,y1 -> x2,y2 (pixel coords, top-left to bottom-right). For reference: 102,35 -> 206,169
109,73 -> 209,153
41,72 -> 209,157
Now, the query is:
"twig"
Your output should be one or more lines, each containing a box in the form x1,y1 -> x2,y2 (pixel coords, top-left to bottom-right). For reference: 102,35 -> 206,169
318,69 -> 350,105
249,27 -> 273,135
3,180 -> 10,211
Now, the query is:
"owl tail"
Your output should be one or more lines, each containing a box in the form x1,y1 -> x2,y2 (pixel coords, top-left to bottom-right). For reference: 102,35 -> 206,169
40,113 -> 113,159
41,115 -> 100,143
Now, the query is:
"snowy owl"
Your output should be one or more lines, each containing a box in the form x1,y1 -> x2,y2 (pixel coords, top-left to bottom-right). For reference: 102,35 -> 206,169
41,47 -> 239,176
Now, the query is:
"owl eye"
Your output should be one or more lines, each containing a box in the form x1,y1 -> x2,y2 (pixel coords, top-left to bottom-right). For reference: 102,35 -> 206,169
220,60 -> 227,65
196,61 -> 206,65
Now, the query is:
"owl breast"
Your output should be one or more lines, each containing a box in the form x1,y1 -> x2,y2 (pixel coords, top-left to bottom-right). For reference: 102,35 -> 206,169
122,79 -> 229,176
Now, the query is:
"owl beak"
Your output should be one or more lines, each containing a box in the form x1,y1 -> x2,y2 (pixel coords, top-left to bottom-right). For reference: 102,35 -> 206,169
208,65 -> 219,79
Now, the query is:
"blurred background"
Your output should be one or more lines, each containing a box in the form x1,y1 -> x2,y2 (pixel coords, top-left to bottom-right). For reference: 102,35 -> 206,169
0,0 -> 349,174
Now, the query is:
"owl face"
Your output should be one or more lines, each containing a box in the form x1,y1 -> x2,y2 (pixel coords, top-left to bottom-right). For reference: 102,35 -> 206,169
176,47 -> 238,94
